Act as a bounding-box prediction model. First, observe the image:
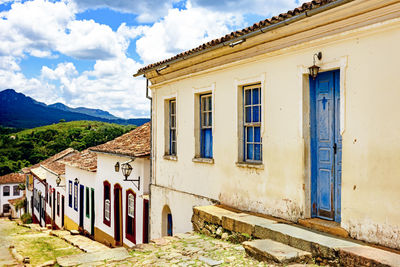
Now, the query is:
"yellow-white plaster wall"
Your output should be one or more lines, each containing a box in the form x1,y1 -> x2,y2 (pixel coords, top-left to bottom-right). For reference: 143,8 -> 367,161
150,18 -> 400,248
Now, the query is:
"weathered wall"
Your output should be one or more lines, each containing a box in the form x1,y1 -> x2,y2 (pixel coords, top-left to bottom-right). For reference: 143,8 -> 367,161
0,183 -> 23,215
151,16 -> 400,248
94,153 -> 150,247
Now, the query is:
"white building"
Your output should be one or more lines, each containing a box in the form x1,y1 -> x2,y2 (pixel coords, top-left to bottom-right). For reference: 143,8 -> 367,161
90,122 -> 151,247
28,148 -> 77,227
135,0 -> 400,249
60,149 -> 97,236
0,173 -> 25,217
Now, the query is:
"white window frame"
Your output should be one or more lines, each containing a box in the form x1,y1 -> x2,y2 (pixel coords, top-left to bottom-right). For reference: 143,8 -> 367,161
104,199 -> 110,221
128,194 -> 135,218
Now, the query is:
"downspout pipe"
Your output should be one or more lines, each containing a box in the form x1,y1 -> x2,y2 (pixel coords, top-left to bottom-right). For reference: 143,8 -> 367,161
145,78 -> 153,241
134,0 -> 354,77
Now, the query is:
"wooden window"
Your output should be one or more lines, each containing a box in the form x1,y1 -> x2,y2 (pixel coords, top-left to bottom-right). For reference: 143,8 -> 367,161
57,192 -> 60,216
85,187 -> 90,218
49,186 -> 52,208
13,185 -> 19,196
3,186 -> 10,196
103,181 -> 111,226
68,181 -> 72,208
126,190 -> 136,243
169,99 -> 177,155
200,94 -> 213,158
243,84 -> 262,162
74,182 -> 78,211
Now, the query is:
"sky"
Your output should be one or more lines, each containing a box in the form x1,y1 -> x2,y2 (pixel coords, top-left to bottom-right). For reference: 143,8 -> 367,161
0,0 -> 300,119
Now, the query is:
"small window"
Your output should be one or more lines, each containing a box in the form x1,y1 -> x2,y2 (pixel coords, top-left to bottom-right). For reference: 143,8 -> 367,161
74,182 -> 78,211
104,200 -> 110,221
3,186 -> 10,196
86,187 -> 90,218
57,192 -> 60,216
200,94 -> 213,158
169,99 -> 177,155
103,181 -> 111,226
243,84 -> 262,162
126,191 -> 136,243
13,185 -> 19,196
68,181 -> 72,208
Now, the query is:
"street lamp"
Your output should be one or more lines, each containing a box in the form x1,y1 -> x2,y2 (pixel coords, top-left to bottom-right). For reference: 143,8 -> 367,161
309,52 -> 322,80
114,162 -> 120,172
121,161 -> 140,191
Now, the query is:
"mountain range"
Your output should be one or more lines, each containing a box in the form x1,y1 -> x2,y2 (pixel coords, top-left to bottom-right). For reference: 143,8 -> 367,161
0,89 -> 149,129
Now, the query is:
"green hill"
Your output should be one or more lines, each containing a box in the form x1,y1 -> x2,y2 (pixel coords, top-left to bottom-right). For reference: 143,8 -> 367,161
0,121 -> 136,176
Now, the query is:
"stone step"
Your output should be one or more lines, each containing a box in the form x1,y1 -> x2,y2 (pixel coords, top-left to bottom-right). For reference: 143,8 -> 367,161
242,239 -> 312,264
56,247 -> 130,266
193,205 -> 400,266
298,218 -> 349,238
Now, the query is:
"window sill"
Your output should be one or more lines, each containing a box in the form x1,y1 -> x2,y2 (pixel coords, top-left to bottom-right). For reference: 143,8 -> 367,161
163,155 -> 178,161
236,162 -> 264,169
192,157 -> 214,164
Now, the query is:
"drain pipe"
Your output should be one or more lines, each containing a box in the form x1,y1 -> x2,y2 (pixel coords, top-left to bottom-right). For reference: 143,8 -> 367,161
145,78 -> 153,242
134,0 -> 354,77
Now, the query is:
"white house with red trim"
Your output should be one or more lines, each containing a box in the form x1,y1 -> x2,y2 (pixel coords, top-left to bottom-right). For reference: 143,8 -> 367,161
90,122 -> 151,247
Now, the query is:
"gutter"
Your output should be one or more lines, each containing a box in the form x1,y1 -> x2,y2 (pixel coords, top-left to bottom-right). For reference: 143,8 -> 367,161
134,0 -> 354,77
145,78 -> 153,241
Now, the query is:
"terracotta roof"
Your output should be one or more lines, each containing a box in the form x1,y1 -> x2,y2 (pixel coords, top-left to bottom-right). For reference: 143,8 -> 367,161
22,148 -> 78,174
91,122 -> 150,158
0,173 -> 25,185
8,195 -> 26,206
135,0 -> 345,75
59,149 -> 97,172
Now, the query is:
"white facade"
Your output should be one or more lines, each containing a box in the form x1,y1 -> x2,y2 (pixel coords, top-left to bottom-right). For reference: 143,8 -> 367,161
94,153 -> 150,247
44,169 -> 66,229
0,183 -> 23,216
64,166 -> 96,234
32,175 -> 46,227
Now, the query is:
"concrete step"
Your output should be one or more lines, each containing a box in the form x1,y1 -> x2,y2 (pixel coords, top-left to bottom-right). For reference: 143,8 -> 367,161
192,205 -> 400,266
242,239 -> 312,264
56,247 -> 130,266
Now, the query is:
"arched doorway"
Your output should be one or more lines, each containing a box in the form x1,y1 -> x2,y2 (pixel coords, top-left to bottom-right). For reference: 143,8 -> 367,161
161,205 -> 173,237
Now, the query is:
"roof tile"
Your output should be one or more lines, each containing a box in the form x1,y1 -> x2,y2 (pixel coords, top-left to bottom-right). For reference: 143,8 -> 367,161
90,122 -> 150,158
0,173 -> 25,185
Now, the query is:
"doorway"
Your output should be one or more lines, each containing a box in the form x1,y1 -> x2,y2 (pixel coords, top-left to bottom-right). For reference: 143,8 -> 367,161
61,196 -> 65,227
91,188 -> 95,236
310,69 -> 342,222
114,184 -> 123,246
79,185 -> 84,228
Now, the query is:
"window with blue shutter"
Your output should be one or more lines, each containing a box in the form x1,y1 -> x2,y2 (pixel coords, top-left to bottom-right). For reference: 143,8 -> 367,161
200,94 -> 212,158
243,84 -> 262,162
169,99 -> 177,155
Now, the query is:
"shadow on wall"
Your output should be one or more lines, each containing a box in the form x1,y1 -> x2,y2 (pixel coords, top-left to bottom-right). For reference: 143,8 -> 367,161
162,205 -> 173,237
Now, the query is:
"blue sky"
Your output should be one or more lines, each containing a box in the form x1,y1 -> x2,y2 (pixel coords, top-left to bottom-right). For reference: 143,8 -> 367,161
0,0 -> 300,118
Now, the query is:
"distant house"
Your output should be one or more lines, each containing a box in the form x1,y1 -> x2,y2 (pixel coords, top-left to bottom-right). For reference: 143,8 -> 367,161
60,149 -> 97,236
90,122 -> 151,247
0,173 -> 25,217
135,0 -> 400,249
24,148 -> 77,227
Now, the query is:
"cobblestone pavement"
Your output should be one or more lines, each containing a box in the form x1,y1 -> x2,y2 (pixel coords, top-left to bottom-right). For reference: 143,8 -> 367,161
99,232 -> 318,266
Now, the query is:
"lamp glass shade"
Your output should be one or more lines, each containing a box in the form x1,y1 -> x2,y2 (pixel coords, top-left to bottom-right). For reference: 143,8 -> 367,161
309,65 -> 320,80
121,163 -> 133,178
56,176 -> 61,186
114,162 -> 120,172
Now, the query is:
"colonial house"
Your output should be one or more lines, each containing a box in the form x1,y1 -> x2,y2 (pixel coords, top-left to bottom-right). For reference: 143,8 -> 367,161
135,0 -> 400,249
60,149 -> 97,236
0,173 -> 25,217
26,148 -> 77,227
90,122 -> 150,247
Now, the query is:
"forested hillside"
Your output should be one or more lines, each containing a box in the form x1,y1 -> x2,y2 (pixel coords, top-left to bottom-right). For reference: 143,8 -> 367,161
0,121 -> 136,175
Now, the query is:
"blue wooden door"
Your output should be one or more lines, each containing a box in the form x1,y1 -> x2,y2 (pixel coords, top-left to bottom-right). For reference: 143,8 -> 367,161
310,70 -> 341,222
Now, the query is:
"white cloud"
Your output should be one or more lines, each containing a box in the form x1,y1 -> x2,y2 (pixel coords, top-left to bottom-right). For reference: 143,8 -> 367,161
136,5 -> 244,64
